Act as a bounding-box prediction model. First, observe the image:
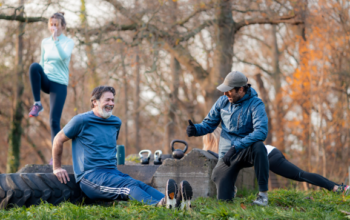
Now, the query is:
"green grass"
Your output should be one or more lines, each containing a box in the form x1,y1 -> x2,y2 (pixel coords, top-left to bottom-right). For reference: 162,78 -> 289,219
1,189 -> 350,219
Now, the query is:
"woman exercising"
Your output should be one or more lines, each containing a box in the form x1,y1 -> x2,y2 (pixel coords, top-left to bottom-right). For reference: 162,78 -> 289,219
204,127 -> 349,194
28,12 -> 74,164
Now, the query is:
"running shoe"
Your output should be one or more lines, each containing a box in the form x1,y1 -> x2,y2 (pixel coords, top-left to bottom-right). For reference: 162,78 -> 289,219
164,179 -> 178,209
175,180 -> 193,210
29,104 -> 44,117
252,193 -> 268,206
336,183 -> 350,195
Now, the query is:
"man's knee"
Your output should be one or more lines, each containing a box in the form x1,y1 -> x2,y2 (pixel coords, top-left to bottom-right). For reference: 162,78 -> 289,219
251,141 -> 267,154
211,160 -> 225,183
211,170 -> 218,183
211,162 -> 233,185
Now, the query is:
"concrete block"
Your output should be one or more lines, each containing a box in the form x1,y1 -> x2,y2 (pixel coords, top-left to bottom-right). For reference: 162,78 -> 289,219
151,148 -> 255,198
151,148 -> 217,198
117,165 -> 159,185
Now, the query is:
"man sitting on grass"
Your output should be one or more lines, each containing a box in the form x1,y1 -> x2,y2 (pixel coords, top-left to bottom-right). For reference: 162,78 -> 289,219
52,86 -> 192,209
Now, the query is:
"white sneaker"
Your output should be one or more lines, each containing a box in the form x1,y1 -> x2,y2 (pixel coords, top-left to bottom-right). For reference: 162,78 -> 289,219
252,194 -> 268,206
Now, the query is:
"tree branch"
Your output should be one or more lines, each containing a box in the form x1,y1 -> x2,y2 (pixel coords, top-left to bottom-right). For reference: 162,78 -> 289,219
163,42 -> 209,82
0,14 -> 47,23
103,0 -> 209,84
232,8 -> 264,13
241,33 -> 272,49
234,15 -> 303,33
68,22 -> 137,35
179,19 -> 215,42
104,0 -> 141,24
234,55 -> 273,76
172,6 -> 209,27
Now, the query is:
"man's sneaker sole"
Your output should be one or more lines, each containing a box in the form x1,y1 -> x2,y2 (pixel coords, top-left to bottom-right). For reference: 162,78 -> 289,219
165,179 -> 177,209
29,107 -> 44,117
179,180 -> 193,210
252,201 -> 268,206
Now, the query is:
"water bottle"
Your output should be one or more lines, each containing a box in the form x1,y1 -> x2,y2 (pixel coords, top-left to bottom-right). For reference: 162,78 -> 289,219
116,145 -> 125,165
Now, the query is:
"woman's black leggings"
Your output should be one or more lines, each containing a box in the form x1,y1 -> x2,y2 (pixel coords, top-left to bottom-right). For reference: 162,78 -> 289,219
29,63 -> 67,144
269,148 -> 336,191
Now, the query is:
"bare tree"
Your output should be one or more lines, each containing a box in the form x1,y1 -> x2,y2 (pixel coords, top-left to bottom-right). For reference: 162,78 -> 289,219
6,1 -> 25,173
80,0 -> 100,89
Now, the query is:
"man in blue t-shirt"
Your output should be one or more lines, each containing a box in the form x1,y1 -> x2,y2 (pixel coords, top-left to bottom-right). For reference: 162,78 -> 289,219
52,86 -> 192,209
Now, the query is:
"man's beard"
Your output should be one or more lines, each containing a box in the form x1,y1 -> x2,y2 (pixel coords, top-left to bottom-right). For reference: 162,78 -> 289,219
97,101 -> 113,119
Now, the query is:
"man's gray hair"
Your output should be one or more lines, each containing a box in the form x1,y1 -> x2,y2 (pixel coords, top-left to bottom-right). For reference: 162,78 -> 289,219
90,86 -> 115,108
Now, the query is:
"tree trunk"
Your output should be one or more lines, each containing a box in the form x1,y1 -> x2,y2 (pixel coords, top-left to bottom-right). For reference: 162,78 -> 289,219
80,0 -> 99,89
121,48 -> 128,148
255,73 -> 272,145
7,1 -> 25,173
134,49 -> 141,152
164,0 -> 180,154
165,58 -> 180,154
271,25 -> 285,151
205,0 -> 234,110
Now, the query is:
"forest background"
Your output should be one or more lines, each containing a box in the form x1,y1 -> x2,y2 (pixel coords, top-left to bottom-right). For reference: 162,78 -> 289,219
1,0 -> 350,190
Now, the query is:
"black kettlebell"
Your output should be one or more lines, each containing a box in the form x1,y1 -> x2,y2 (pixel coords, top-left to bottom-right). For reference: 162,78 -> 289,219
171,139 -> 188,159
139,150 -> 152,164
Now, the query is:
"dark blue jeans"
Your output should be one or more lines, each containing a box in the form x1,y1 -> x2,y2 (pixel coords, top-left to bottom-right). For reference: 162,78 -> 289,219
29,63 -> 67,144
80,168 -> 165,205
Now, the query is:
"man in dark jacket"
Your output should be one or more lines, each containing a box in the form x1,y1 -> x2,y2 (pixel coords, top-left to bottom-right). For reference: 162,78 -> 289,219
186,71 -> 269,206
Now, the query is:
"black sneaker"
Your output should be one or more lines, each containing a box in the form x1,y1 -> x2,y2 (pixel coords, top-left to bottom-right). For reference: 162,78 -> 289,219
165,179 -> 178,209
175,180 -> 193,210
336,183 -> 350,195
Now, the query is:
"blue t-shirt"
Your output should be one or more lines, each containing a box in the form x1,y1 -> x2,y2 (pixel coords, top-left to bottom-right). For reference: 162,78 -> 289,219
63,111 -> 122,182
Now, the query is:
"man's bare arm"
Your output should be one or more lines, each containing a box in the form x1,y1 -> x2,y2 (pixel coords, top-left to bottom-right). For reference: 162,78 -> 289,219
52,130 -> 71,184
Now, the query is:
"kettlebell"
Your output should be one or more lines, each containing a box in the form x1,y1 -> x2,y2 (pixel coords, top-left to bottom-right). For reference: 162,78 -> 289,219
139,150 -> 152,164
171,139 -> 188,159
154,150 -> 163,165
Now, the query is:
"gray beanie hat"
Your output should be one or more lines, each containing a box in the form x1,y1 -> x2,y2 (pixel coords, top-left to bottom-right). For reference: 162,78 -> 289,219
217,71 -> 248,92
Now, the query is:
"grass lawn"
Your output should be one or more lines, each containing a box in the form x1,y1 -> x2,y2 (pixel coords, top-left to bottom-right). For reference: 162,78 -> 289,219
1,189 -> 350,219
